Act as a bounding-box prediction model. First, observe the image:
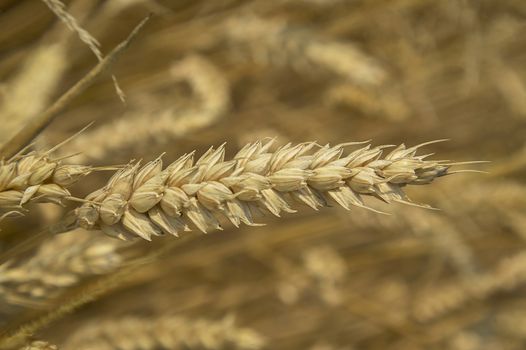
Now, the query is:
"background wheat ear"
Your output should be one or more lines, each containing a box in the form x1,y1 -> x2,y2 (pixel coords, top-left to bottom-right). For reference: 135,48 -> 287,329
63,315 -> 265,350
0,229 -> 124,309
19,341 -> 57,350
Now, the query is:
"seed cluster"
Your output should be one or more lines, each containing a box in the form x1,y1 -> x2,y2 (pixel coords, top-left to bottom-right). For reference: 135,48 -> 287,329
0,151 -> 93,219
76,140 -> 450,241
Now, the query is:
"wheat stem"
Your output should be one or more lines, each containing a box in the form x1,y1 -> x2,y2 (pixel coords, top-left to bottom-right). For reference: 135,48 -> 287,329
0,16 -> 150,160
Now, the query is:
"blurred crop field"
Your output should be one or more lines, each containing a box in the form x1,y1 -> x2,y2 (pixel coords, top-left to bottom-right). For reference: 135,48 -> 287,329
1,0 -> 526,349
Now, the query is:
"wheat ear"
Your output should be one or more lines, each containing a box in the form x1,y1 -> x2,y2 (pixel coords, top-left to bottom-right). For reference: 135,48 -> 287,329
19,341 -> 57,350
0,143 -> 116,219
0,155 -> 86,217
224,15 -> 387,87
74,139 -> 460,241
64,315 -> 264,350
0,229 -> 123,305
413,251 -> 526,322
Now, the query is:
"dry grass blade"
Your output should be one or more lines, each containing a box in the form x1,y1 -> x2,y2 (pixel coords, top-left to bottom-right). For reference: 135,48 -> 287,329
0,45 -> 67,141
41,0 -> 125,102
0,15 -> 150,160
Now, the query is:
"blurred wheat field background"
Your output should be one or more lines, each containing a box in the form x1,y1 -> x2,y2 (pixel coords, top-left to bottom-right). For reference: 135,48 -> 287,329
0,0 -> 525,349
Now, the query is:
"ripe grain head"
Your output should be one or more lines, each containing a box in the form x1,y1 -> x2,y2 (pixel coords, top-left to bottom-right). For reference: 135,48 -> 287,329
74,139 -> 457,241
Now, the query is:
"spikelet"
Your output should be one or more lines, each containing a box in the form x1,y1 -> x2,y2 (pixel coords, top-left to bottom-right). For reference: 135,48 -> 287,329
19,341 -> 58,350
75,139 -> 456,241
0,229 -> 123,305
63,315 -> 265,350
